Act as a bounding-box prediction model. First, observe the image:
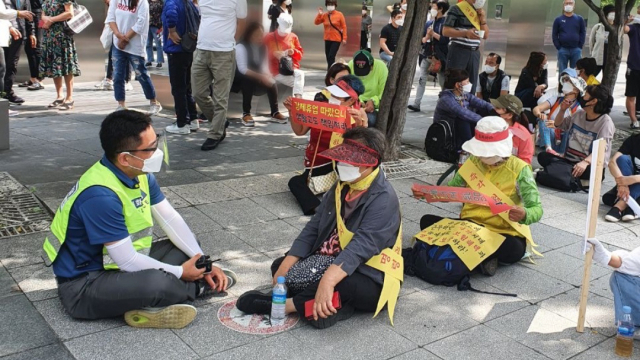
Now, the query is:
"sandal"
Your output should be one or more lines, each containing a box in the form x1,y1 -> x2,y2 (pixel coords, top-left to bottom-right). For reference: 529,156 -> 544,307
18,80 -> 32,88
27,82 -> 44,91
58,101 -> 74,110
48,99 -> 64,108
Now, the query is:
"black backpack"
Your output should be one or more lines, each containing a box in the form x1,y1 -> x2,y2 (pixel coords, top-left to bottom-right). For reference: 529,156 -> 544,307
425,119 -> 458,164
536,157 -> 587,193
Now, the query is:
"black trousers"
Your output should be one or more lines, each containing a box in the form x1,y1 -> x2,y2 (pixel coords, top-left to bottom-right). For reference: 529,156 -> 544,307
3,38 -> 23,95
324,40 -> 341,69
57,240 -> 198,320
537,151 -> 602,181
270,256 -> 382,317
419,214 -> 526,265
168,52 -> 198,127
360,30 -> 368,50
24,11 -> 42,80
288,163 -> 334,215
239,74 -> 279,116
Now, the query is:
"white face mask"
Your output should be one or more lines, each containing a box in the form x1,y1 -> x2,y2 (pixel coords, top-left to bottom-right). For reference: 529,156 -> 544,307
362,10 -> 367,15
480,156 -> 503,165
277,27 -> 291,36
562,81 -> 574,95
564,4 -> 574,13
336,162 -> 362,182
326,5 -> 335,11
328,97 -> 342,105
430,9 -> 438,17
474,0 -> 486,9
607,13 -> 615,22
284,0 -> 291,5
125,148 -> 164,173
542,63 -> 548,70
395,18 -> 404,26
462,83 -> 473,93
631,16 -> 640,24
484,65 -> 496,73
401,4 -> 407,10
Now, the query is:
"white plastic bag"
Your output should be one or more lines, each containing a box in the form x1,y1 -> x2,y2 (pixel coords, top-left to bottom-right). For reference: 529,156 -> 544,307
100,24 -> 113,51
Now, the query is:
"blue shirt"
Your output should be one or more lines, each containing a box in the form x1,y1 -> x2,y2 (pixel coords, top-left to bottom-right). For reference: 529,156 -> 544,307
628,24 -> 640,71
552,14 -> 586,50
52,156 -> 165,278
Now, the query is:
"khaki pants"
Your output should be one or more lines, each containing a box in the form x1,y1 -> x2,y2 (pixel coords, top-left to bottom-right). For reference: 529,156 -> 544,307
191,49 -> 236,140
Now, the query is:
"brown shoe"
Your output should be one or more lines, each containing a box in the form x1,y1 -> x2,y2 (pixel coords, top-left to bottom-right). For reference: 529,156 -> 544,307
242,114 -> 255,127
270,112 -> 288,124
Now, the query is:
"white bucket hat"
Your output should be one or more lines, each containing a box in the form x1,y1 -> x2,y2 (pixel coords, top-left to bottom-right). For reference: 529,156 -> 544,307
462,116 -> 513,158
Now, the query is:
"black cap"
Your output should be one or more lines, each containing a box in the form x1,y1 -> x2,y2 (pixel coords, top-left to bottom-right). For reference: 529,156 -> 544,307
353,50 -> 374,77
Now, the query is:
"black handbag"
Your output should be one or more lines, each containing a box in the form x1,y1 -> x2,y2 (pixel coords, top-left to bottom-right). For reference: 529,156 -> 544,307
180,0 -> 200,53
275,36 -> 294,76
536,157 -> 586,192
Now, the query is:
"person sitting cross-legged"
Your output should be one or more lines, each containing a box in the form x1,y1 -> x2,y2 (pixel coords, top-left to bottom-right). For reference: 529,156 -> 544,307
603,132 -> 640,222
42,110 -> 237,329
236,128 -> 403,329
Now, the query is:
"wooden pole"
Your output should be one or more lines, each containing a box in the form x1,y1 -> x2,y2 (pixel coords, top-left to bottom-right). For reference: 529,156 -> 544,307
576,139 -> 607,333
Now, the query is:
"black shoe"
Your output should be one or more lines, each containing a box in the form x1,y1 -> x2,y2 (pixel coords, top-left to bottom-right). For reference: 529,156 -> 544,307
201,138 -> 221,151
480,258 -> 498,277
622,207 -> 639,222
156,63 -> 163,68
145,62 -> 152,67
236,290 -> 272,315
308,304 -> 355,329
605,207 -> 623,222
5,93 -> 24,104
407,105 -> 421,112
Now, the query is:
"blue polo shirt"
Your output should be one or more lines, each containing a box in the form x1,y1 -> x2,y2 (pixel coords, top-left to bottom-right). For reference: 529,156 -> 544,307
51,156 -> 165,279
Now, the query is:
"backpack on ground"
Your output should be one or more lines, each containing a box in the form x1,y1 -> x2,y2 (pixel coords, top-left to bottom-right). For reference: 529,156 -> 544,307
425,119 -> 457,164
536,157 -> 586,193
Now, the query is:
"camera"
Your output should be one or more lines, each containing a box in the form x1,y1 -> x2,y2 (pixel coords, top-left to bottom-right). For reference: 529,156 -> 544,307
195,255 -> 213,274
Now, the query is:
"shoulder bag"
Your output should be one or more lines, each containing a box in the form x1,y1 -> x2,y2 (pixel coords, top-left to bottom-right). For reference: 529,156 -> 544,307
180,0 -> 200,53
275,35 -> 294,76
327,13 -> 343,42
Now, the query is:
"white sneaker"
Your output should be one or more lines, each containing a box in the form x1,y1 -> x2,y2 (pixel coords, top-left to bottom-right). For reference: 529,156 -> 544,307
149,103 -> 162,115
104,80 -> 114,91
8,109 -> 19,116
166,122 -> 190,135
116,105 -> 126,112
631,122 -> 640,129
189,121 -> 199,132
94,78 -> 109,90
125,82 -> 134,91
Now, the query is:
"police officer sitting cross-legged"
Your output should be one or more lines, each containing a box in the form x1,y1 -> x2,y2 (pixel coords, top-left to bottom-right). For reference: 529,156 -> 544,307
42,110 -> 237,329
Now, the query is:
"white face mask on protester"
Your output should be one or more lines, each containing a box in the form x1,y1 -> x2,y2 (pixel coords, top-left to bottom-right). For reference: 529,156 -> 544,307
401,4 -> 407,10
284,0 -> 292,5
125,148 -> 164,173
327,5 -> 335,11
362,10 -> 367,15
484,65 -> 496,73
462,83 -> 473,93
607,13 -> 615,22
474,0 -> 486,9
562,81 -> 574,95
479,156 -> 503,165
564,4 -> 574,13
542,63 -> 548,70
336,162 -> 362,182
430,9 -> 438,17
328,97 -> 343,105
277,28 -> 291,36
395,18 -> 404,26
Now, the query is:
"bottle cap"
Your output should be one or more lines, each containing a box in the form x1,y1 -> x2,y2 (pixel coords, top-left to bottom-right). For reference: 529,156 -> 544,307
623,306 -> 632,314
277,276 -> 286,284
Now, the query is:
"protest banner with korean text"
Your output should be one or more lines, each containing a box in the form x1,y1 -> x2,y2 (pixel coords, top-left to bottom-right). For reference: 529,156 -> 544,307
291,98 -> 350,134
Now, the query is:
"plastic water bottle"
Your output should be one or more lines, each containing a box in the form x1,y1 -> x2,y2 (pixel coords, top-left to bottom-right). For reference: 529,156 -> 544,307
614,306 -> 635,358
271,276 -> 287,325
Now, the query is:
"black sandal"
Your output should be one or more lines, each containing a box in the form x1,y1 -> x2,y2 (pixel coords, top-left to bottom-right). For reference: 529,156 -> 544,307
48,99 -> 64,108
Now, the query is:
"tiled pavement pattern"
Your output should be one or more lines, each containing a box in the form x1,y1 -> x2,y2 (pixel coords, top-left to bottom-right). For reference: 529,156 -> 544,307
1,69 -> 639,360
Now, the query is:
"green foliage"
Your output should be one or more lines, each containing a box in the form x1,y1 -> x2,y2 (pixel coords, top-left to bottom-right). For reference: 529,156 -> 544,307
599,0 -> 640,6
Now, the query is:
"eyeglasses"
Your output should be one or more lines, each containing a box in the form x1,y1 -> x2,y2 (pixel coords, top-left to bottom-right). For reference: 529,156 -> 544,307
119,133 -> 162,153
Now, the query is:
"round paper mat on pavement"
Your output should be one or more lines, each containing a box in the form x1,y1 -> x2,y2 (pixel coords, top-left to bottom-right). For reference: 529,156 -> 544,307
217,299 -> 299,335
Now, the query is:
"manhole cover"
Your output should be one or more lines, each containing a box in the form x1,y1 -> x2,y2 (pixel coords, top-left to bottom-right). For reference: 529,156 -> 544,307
0,193 -> 51,238
217,299 -> 299,335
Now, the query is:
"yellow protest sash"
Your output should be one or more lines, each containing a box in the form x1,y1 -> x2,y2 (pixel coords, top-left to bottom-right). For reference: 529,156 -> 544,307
458,160 -> 542,257
335,179 -> 403,325
456,1 -> 481,30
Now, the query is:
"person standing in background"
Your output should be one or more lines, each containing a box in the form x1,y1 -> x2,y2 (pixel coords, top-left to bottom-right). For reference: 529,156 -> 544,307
3,0 -> 30,105
552,0 -> 586,77
360,5 -> 371,51
268,0 -> 289,33
315,0 -> 346,70
379,9 -> 403,65
589,4 -> 615,75
443,0 -> 489,96
145,0 -> 164,68
624,5 -> 640,129
19,0 -> 43,91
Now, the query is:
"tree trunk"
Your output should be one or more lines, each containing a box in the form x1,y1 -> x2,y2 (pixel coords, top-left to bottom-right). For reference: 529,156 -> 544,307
375,0 -> 429,161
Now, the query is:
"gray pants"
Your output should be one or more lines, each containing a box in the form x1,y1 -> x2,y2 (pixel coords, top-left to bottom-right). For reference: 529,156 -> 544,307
191,49 -> 236,140
58,240 -> 197,320
446,43 -> 481,95
413,57 -> 445,108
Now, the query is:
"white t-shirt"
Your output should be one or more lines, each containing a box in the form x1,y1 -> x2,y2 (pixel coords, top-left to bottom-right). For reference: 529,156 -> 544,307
106,0 -> 150,58
197,0 -> 248,52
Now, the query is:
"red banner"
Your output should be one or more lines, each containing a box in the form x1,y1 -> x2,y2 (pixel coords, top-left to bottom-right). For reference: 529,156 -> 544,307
412,184 -> 512,215
291,98 -> 350,134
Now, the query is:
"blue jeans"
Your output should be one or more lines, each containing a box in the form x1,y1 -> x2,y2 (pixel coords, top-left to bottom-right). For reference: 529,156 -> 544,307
379,52 -> 393,66
616,155 -> 640,200
112,47 -> 156,102
557,47 -> 582,77
538,119 -> 568,153
610,272 -> 640,328
146,26 -> 164,63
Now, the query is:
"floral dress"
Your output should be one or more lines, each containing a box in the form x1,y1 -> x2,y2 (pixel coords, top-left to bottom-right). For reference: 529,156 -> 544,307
39,0 -> 81,78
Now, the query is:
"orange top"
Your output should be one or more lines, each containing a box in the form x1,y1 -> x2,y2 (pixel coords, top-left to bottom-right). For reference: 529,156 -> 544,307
263,31 -> 304,76
314,11 -> 347,42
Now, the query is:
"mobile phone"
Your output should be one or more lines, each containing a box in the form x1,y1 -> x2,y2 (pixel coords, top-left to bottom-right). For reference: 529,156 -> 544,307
195,255 -> 213,274
304,291 -> 342,320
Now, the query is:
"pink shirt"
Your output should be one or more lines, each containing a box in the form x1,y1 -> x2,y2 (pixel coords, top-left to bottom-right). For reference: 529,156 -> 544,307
510,122 -> 533,165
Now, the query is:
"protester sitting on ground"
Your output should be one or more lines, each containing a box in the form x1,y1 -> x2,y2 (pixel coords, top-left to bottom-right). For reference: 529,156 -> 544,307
491,94 -> 533,165
348,50 -> 388,126
587,238 -> 640,332
533,69 -> 585,155
285,75 -> 368,216
417,116 -> 542,276
433,68 -> 494,150
237,127 -> 403,329
42,110 -> 237,329
315,0 -> 347,70
537,84 -> 615,182
313,62 -> 350,104
379,9 -> 403,65
576,57 -> 600,85
590,5 -> 615,75
234,22 -> 288,127
264,13 -> 305,110
603,133 -> 640,222
476,53 -> 510,101
514,51 -> 548,109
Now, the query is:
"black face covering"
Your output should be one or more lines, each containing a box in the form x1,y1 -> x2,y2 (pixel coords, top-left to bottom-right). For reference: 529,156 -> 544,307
577,97 -> 590,108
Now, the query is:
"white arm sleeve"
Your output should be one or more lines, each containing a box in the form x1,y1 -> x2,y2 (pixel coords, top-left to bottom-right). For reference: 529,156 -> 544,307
106,237 -> 183,279
151,199 -> 203,258
235,44 -> 249,75
614,248 -> 640,277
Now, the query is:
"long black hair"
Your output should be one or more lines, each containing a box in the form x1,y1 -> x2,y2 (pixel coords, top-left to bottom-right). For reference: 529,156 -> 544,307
524,51 -> 546,78
128,0 -> 139,10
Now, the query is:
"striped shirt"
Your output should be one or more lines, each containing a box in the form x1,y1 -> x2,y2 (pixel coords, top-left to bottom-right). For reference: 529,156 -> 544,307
443,4 -> 481,48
